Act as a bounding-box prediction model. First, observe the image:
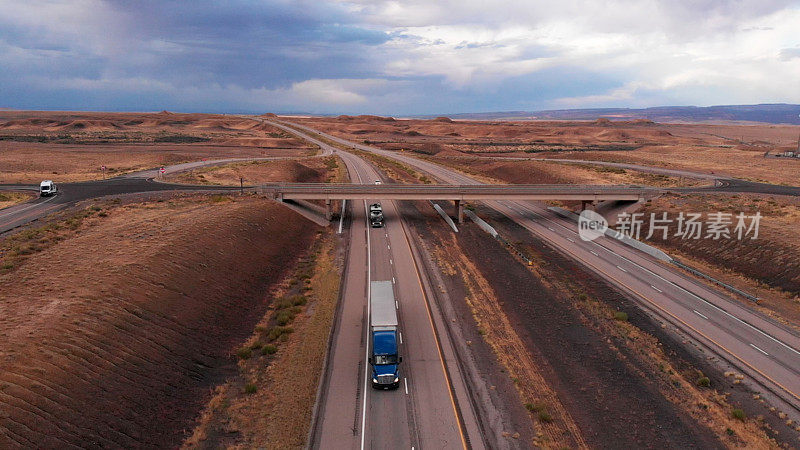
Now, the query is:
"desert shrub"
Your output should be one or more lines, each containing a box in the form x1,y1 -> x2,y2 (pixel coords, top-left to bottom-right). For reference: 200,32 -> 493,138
244,384 -> 257,394
275,298 -> 293,309
236,347 -> 252,360
696,376 -> 710,387
538,411 -> 553,423
614,311 -> 629,321
732,409 -> 746,421
267,326 -> 294,342
261,344 -> 278,355
525,403 -> 546,412
276,310 -> 295,326
291,295 -> 307,306
250,341 -> 263,350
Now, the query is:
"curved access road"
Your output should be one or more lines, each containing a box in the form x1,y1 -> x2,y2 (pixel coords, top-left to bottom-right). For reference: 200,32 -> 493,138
278,120 -> 800,421
0,177 -> 240,235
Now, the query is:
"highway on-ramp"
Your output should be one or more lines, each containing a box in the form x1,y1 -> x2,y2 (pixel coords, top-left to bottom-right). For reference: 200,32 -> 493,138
278,120 -> 800,420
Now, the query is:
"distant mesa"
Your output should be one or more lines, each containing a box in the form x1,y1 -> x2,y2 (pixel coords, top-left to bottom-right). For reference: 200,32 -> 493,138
433,116 -> 453,123
594,118 -> 612,126
157,110 -> 173,115
260,113 -> 278,118
357,114 -> 396,122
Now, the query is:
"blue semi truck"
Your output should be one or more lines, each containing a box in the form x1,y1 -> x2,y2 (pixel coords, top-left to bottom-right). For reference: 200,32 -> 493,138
370,281 -> 402,389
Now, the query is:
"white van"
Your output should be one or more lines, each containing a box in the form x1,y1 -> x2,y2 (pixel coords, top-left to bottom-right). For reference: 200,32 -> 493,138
39,180 -> 57,197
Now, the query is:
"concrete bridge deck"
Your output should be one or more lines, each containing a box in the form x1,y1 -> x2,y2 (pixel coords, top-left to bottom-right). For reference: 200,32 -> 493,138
258,183 -> 660,223
257,183 -> 658,202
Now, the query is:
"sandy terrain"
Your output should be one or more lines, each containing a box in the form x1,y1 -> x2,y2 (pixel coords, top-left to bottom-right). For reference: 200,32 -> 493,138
165,156 -> 344,186
0,111 -> 315,183
293,115 -> 800,186
184,231 -> 342,448
0,195 -> 321,447
400,195 -> 783,448
461,205 -> 786,447
425,156 -> 706,187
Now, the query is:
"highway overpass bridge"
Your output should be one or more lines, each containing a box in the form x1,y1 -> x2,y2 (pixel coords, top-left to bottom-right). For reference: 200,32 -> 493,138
257,183 -> 661,222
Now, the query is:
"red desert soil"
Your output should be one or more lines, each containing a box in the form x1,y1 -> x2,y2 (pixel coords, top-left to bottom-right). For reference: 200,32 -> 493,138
433,204 -> 781,447
0,196 -> 321,448
0,111 -> 315,183
165,157 -> 341,186
410,208 -> 723,448
292,115 -> 800,186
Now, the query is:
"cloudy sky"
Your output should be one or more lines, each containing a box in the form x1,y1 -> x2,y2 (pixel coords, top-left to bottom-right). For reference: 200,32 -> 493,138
1,0 -> 799,115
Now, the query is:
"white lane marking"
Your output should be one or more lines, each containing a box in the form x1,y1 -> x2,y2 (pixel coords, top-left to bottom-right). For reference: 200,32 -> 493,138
404,378 -> 409,395
0,192 -> 58,219
566,238 -> 575,243
360,184 -> 371,450
693,310 -> 709,320
590,251 -> 599,256
399,331 -> 403,344
587,238 -> 800,359
390,259 -> 393,265
387,244 -> 390,250
392,277 -> 395,284
651,285 -> 663,293
337,199 -> 346,234
395,300 -> 399,309
750,344 -> 769,356
616,265 -> 627,273
547,227 -> 555,231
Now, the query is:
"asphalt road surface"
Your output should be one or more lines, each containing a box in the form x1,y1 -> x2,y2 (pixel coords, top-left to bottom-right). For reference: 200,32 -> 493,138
0,168 -> 241,235
308,135 -> 481,449
280,121 -> 800,420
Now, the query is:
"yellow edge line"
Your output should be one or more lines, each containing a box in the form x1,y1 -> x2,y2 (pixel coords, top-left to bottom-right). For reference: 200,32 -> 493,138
398,214 -> 469,450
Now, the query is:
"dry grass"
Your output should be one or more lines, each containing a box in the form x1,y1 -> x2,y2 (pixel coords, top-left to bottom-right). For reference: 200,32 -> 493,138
0,191 -> 34,209
557,145 -> 800,186
432,236 -> 588,449
293,116 -> 800,186
0,195 -> 320,447
182,231 -> 342,448
428,156 -> 705,187
165,156 -> 342,186
574,293 -> 779,448
0,111 -> 315,183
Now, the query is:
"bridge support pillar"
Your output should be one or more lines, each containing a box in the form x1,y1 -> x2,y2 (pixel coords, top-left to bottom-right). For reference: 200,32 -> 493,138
581,200 -> 596,211
325,199 -> 332,221
455,200 -> 464,224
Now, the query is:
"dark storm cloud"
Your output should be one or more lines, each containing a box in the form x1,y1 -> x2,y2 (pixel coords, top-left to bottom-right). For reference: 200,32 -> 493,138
0,0 -> 798,114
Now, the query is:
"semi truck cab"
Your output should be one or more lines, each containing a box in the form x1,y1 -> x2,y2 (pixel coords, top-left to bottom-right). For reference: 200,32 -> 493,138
370,328 -> 401,388
370,281 -> 402,389
369,203 -> 384,228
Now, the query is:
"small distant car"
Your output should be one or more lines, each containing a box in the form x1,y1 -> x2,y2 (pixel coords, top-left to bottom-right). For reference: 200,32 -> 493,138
374,180 -> 381,185
39,180 -> 57,197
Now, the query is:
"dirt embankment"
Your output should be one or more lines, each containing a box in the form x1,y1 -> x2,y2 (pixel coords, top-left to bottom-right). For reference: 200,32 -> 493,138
396,192 -> 783,447
165,157 -> 341,186
425,156 -> 702,187
0,196 -> 321,448
636,194 -> 800,328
